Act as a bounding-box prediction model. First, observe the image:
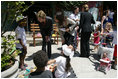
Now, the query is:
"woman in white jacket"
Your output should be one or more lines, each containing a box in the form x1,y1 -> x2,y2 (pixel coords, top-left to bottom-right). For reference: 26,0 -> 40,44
54,11 -> 78,47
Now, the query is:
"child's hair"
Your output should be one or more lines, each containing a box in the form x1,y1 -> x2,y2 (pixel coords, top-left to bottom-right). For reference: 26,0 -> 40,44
18,19 -> 27,26
95,25 -> 101,32
95,26 -> 99,31
63,54 -> 71,72
55,11 -> 64,26
103,52 -> 107,58
33,50 -> 48,68
37,10 -> 46,19
105,22 -> 113,31
83,4 -> 89,12
103,10 -> 109,16
73,6 -> 79,13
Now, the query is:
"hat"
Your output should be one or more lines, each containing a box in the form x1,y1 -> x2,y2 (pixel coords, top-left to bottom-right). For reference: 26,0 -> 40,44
95,21 -> 101,27
16,15 -> 26,22
62,44 -> 74,58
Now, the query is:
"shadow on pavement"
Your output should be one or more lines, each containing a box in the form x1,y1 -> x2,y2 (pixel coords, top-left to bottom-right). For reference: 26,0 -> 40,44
25,51 -> 61,61
25,54 -> 34,61
73,51 -> 80,57
29,41 -> 57,47
89,53 -> 100,71
25,50 -> 41,61
57,47 -> 62,51
91,53 -> 100,61
57,48 -> 80,57
29,41 -> 42,47
51,53 -> 61,59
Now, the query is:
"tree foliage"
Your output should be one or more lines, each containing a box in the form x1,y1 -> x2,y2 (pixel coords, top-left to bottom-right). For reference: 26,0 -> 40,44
56,1 -> 87,11
1,1 -> 34,36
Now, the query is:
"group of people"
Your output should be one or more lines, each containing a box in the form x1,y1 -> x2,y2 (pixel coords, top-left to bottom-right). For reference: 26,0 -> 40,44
15,4 -> 117,78
54,4 -> 95,58
87,7 -> 117,74
93,21 -> 117,74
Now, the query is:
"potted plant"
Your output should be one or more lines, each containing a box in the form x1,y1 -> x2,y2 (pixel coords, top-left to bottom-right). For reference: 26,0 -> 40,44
1,35 -> 21,78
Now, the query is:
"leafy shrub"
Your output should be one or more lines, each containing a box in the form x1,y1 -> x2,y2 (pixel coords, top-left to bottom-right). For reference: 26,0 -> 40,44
1,35 -> 21,71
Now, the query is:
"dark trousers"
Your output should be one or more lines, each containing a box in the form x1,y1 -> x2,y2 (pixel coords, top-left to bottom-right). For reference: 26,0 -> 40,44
64,32 -> 74,46
80,32 -> 91,57
42,35 -> 51,59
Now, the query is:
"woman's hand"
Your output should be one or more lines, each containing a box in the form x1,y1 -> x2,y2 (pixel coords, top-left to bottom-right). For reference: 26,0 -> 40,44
47,59 -> 56,65
66,28 -> 70,32
49,64 -> 57,72
75,26 -> 79,31
45,36 -> 50,42
76,19 -> 80,21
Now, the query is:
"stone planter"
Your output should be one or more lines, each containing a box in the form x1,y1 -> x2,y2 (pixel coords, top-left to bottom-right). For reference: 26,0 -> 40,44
1,60 -> 19,78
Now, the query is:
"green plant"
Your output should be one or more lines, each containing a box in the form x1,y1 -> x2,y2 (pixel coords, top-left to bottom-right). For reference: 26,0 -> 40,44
56,1 -> 88,11
1,1 -> 34,36
1,35 -> 21,71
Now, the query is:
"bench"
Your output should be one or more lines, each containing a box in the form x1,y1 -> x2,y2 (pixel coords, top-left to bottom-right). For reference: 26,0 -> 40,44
30,23 -> 59,47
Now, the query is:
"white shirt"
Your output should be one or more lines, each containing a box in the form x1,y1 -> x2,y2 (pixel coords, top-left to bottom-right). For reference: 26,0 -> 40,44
69,13 -> 79,20
15,26 -> 26,48
69,13 -> 80,24
65,18 -> 77,36
109,31 -> 117,44
109,11 -> 114,19
55,56 -> 71,78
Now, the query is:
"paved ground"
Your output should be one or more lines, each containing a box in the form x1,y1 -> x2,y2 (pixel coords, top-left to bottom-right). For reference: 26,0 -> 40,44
3,32 -> 117,78
17,37 -> 117,78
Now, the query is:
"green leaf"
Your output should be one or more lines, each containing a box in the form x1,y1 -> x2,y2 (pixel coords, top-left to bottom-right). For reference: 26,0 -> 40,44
1,1 -> 33,35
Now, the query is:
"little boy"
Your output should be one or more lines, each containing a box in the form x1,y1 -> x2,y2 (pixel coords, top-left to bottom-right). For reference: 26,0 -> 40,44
29,50 -> 53,78
15,15 -> 27,70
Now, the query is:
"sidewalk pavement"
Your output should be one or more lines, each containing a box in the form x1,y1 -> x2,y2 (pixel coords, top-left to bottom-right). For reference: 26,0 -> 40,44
17,38 -> 117,78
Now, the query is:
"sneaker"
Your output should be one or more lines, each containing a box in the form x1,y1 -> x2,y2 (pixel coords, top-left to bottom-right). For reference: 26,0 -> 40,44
104,71 -> 106,74
24,63 -> 28,67
91,49 -> 95,52
101,69 -> 106,74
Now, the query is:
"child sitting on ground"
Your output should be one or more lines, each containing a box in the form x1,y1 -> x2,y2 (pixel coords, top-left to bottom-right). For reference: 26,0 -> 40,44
97,52 -> 111,74
47,44 -> 76,78
29,50 -> 53,78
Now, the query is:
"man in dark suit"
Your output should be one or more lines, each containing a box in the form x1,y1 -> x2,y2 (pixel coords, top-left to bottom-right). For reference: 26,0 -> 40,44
78,4 -> 95,58
37,10 -> 53,59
